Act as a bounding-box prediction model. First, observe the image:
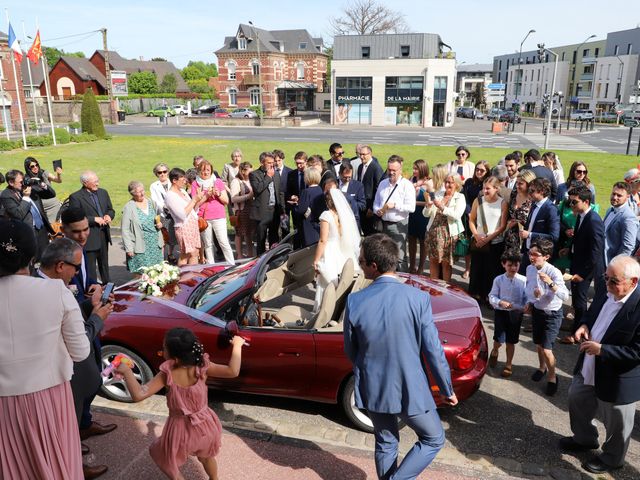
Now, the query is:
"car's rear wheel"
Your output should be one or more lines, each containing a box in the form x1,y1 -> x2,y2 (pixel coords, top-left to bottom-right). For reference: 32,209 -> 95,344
340,376 -> 405,433
100,345 -> 154,402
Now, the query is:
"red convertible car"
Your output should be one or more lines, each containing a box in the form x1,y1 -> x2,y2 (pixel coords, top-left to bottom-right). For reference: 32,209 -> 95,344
101,241 -> 488,432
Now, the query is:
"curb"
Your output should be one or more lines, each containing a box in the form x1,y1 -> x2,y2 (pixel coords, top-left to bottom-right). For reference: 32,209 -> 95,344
91,396 -> 589,479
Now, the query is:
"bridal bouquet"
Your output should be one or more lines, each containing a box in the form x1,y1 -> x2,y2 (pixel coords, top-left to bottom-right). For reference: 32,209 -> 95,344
138,262 -> 180,297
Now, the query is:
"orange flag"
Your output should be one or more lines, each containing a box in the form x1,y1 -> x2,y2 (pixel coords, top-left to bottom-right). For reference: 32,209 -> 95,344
27,30 -> 42,64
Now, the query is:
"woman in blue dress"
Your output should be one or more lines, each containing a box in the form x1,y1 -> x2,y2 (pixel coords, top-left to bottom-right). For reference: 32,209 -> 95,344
407,160 -> 432,273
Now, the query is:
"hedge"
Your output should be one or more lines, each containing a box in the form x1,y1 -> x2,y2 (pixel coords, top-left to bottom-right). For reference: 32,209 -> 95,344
54,128 -> 71,144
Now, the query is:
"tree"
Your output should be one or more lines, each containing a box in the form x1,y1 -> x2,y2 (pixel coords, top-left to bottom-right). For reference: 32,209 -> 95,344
329,0 -> 409,36
151,57 -> 167,61
324,46 -> 333,88
187,79 -> 214,94
43,46 -> 84,67
159,73 -> 177,93
180,61 -> 217,81
129,71 -> 159,94
80,87 -> 106,138
471,83 -> 485,109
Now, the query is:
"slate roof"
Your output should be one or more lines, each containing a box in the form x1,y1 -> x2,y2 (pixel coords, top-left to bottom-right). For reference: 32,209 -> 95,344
94,50 -> 189,92
216,24 -> 326,55
59,56 -> 108,89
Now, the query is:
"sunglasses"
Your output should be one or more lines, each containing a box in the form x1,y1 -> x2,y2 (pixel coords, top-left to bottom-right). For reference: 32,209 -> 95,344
335,152 -> 344,156
63,261 -> 82,272
575,169 -> 587,174
456,153 -> 467,157
603,274 -> 622,285
29,164 -> 39,169
475,168 -> 486,172
567,199 -> 579,206
156,170 -> 168,175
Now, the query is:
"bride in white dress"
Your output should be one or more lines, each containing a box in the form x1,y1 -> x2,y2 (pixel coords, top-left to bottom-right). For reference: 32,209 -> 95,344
312,188 -> 361,312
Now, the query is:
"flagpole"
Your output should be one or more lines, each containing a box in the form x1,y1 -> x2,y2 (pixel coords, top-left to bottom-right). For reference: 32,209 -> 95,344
0,67 -> 10,140
5,11 -> 27,149
36,18 -> 56,146
21,21 -> 38,135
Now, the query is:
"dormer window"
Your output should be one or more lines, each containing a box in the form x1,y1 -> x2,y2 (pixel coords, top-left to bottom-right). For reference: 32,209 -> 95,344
400,45 -> 410,57
299,42 -> 307,50
238,37 -> 247,50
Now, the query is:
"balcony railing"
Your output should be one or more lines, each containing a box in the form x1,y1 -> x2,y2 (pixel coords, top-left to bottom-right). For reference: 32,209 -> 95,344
242,75 -> 260,85
576,89 -> 593,98
580,73 -> 594,82
581,56 -> 597,64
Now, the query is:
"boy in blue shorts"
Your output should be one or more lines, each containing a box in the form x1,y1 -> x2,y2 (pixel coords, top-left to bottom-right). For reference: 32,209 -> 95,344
488,250 -> 527,378
524,238 -> 569,396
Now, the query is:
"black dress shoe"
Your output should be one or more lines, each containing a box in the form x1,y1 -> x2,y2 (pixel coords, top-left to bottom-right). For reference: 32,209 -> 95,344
81,443 -> 90,455
83,464 -> 108,479
80,422 -> 117,440
546,378 -> 559,396
558,436 -> 598,452
582,457 -> 623,474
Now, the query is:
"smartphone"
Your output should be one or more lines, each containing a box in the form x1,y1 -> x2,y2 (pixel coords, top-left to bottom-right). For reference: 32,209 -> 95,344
100,282 -> 115,305
428,191 -> 436,201
52,159 -> 62,171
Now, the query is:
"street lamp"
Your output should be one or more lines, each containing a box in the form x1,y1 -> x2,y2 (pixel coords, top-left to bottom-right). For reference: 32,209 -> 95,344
515,29 -> 535,105
248,20 -> 263,126
538,43 -> 558,149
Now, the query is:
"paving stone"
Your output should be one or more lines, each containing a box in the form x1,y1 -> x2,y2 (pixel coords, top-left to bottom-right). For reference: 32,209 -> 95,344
465,453 -> 498,472
253,422 -> 276,433
549,467 -> 582,480
233,420 -> 256,429
323,428 -> 348,443
298,424 -> 327,439
345,430 -> 367,448
494,456 -> 522,473
523,462 -> 546,476
365,435 -> 376,448
435,447 -> 468,466
275,423 -> 299,437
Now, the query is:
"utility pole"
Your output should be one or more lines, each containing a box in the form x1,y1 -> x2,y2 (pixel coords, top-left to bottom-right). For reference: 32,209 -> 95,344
538,43 -> 558,149
101,28 -> 117,124
515,29 -> 535,109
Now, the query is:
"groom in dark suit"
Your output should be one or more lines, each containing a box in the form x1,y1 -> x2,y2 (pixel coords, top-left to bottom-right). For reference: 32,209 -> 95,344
344,234 -> 457,479
560,255 -> 640,474
68,171 -> 115,283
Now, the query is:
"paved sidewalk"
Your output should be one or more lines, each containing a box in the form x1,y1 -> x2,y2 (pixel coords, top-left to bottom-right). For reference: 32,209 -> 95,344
86,409 -> 518,480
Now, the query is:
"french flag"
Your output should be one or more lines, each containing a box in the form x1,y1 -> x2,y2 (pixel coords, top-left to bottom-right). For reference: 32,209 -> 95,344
8,23 -> 23,63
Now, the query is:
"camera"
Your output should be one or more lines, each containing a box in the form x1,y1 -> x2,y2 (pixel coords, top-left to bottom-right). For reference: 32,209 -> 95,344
22,177 -> 41,187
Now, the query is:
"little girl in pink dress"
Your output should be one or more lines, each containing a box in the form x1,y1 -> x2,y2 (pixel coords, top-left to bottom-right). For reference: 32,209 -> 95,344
118,327 -> 245,480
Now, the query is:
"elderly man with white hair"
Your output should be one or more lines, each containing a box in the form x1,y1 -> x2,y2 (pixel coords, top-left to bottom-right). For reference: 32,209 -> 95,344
68,170 -> 115,283
559,255 -> 640,474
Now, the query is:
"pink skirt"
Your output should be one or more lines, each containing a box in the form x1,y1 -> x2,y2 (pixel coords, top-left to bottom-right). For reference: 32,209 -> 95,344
175,215 -> 202,254
0,381 -> 83,480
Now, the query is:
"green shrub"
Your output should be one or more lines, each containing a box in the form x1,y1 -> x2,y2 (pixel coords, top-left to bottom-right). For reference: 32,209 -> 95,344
53,128 -> 71,144
248,105 -> 264,117
0,138 -> 18,151
68,121 -> 81,130
81,87 -> 106,138
70,133 -> 99,143
26,135 -> 54,147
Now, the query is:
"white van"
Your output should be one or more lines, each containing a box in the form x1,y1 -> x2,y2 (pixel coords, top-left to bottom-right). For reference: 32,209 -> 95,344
570,109 -> 594,120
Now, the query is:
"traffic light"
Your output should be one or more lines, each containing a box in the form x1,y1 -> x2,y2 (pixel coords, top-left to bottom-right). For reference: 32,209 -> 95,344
537,43 -> 546,63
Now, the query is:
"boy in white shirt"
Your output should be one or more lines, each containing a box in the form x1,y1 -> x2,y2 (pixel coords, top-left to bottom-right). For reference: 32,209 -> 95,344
524,238 -> 569,396
488,250 -> 527,378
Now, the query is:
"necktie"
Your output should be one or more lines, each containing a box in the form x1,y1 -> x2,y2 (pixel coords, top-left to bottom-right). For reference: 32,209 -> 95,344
90,192 -> 104,217
298,171 -> 304,192
30,202 -> 44,229
574,214 -> 582,234
360,163 -> 368,182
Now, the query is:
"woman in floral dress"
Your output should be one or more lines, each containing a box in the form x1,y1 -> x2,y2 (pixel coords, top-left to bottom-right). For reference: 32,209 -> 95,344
504,170 -> 536,253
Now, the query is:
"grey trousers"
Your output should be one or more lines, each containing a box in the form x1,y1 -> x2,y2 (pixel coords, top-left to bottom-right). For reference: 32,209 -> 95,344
382,218 -> 408,272
568,373 -> 637,467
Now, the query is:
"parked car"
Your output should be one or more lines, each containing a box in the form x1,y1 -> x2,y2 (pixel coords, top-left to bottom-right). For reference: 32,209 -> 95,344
570,109 -> 594,121
100,241 -> 488,432
194,104 -> 218,115
146,106 -> 175,117
487,108 -> 504,121
499,110 -> 521,123
230,108 -> 258,118
456,107 -> 473,118
213,108 -> 231,118
171,104 -> 189,115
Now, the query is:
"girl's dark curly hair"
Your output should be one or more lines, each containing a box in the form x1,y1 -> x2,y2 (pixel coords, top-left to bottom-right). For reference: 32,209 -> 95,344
164,327 -> 205,367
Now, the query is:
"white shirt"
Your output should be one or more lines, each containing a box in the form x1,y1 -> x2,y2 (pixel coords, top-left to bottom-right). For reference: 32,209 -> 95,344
507,176 -> 517,190
526,197 -> 548,249
489,273 -> 527,311
525,262 -> 569,313
150,180 -> 170,216
373,177 -> 416,222
447,160 -> 475,181
581,287 -> 636,386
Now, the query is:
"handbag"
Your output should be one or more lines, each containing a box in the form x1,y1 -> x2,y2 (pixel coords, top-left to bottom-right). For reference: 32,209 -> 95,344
470,197 -> 491,253
454,234 -> 469,257
373,183 -> 399,233
198,216 -> 208,232
229,214 -> 238,227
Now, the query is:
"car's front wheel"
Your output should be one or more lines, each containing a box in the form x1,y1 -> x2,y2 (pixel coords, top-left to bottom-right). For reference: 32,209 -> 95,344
340,376 -> 405,433
100,345 -> 154,402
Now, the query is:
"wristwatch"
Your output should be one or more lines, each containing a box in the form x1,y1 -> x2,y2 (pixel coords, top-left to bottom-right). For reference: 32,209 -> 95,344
547,282 -> 556,288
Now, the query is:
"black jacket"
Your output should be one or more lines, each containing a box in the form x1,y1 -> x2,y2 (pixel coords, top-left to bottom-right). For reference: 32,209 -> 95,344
569,209 -> 605,280
0,187 -> 53,233
249,167 -> 284,221
68,188 -> 116,251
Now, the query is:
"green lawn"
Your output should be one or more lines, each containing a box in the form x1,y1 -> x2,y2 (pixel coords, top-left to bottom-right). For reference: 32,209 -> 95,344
1,136 -> 636,224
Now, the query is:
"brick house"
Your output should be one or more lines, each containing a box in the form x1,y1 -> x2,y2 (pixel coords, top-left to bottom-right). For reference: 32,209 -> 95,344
0,31 -> 28,133
215,24 -> 327,115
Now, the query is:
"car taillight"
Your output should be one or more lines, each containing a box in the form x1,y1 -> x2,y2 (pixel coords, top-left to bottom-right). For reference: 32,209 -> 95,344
454,325 -> 482,372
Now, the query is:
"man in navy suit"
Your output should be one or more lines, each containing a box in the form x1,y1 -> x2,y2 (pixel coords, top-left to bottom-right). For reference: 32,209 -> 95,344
274,149 -> 292,238
519,178 -> 560,273
61,208 -> 99,301
285,152 -> 307,249
559,255 -> 640,474
345,234 -> 457,479
339,163 -> 366,215
521,149 -> 557,199
559,186 -> 605,343
356,145 -> 384,235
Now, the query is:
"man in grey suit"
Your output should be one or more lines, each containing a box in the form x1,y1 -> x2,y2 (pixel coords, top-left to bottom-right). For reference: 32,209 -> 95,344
344,234 -> 457,480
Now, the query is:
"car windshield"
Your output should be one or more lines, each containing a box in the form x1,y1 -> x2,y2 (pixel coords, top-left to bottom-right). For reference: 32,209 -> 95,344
192,265 -> 251,312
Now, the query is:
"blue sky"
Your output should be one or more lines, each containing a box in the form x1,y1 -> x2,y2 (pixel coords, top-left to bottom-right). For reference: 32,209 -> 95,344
4,0 -> 639,68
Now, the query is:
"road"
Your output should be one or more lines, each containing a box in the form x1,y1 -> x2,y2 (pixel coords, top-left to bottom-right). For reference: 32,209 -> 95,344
105,237 -> 640,479
107,115 -> 640,155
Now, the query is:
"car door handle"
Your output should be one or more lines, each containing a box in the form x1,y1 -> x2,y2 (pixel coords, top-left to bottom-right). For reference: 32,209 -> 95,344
277,350 -> 301,357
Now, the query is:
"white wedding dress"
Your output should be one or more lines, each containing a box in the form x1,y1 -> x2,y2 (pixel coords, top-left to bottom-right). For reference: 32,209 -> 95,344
313,189 -> 361,312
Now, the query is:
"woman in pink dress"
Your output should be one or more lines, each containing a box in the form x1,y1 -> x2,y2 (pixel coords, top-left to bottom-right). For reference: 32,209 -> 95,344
0,219 -> 90,480
118,327 -> 245,480
165,168 -> 207,266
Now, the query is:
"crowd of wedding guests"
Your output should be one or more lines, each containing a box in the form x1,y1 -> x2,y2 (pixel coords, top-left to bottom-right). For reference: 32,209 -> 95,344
2,142 -> 640,477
